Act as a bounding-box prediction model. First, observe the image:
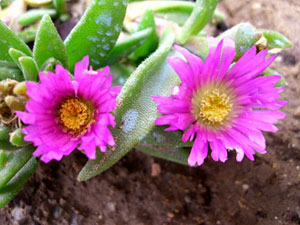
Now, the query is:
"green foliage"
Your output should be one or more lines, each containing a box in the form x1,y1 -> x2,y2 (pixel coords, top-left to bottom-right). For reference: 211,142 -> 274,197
18,9 -> 57,26
19,56 -> 39,81
33,15 -> 68,69
262,30 -> 292,50
78,28 -> 181,181
131,10 -> 159,60
177,0 -> 218,44
107,28 -> 153,65
0,157 -> 37,209
64,0 -> 127,71
0,21 -> 32,63
0,146 -> 35,190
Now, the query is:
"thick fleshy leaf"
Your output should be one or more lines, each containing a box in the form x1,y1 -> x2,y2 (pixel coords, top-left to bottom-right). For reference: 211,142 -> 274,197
33,15 -> 68,69
217,23 -> 260,60
0,146 -> 35,189
136,126 -> 192,165
131,10 -> 159,60
18,56 -> 39,81
0,21 -> 32,62
0,157 -> 37,209
9,128 -> 28,147
107,28 -> 153,65
64,0 -> 127,71
53,0 -> 66,15
262,30 -> 292,50
0,126 -> 10,141
18,9 -> 57,26
136,145 -> 189,166
78,28 -> 180,181
177,0 -> 218,44
0,141 -> 20,151
9,48 -> 26,69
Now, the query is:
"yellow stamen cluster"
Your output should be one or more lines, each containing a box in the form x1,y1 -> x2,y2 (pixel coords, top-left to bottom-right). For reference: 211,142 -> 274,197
59,98 -> 93,133
199,90 -> 232,124
192,89 -> 233,127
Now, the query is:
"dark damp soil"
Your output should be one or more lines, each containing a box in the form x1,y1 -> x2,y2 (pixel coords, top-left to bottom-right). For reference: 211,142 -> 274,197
1,0 -> 300,224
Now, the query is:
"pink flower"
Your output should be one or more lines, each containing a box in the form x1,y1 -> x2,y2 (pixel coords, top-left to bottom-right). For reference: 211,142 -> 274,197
153,37 -> 287,166
16,56 -> 120,163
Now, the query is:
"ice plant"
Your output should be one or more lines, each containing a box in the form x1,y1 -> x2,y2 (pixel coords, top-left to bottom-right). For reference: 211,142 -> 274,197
15,56 -> 120,163
153,37 -> 287,166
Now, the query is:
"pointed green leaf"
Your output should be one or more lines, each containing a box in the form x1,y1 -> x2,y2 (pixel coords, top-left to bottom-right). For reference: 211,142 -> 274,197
262,30 -> 292,50
19,56 -> 39,81
0,157 -> 37,209
33,15 -> 68,69
135,145 -> 189,166
0,146 -> 35,189
131,10 -> 159,60
18,9 -> 57,26
64,0 -> 127,71
177,0 -> 218,44
0,21 -> 32,62
9,48 -> 26,69
78,28 -> 180,181
107,28 -> 153,65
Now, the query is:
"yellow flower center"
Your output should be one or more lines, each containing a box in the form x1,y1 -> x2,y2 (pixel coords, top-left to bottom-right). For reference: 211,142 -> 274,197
192,88 -> 233,127
58,98 -> 94,134
199,90 -> 232,124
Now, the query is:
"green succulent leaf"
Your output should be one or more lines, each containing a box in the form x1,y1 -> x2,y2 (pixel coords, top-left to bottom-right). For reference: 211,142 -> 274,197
64,0 -> 127,71
0,21 -> 32,62
0,146 -> 35,190
131,10 -> 159,60
0,141 -> 20,151
135,145 -> 189,166
18,9 -> 57,26
177,0 -> 218,45
78,27 -> 181,181
9,128 -> 28,147
19,56 -> 39,81
262,30 -> 292,50
53,0 -> 66,15
33,15 -> 68,69
107,28 -> 153,65
0,157 -> 37,209
9,48 -> 26,69
0,126 -> 10,141
217,23 -> 260,61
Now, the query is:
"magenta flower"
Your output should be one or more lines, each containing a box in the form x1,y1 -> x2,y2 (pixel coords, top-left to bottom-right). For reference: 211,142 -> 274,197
153,37 -> 287,166
16,56 -> 120,163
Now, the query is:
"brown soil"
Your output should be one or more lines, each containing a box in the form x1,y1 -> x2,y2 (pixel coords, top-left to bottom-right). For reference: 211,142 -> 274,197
1,0 -> 300,224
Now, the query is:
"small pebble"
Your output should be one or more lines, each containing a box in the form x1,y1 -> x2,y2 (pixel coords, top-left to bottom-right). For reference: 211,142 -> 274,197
107,202 -> 116,212
242,184 -> 249,191
151,163 -> 161,177
53,206 -> 63,219
70,214 -> 84,225
11,207 -> 26,224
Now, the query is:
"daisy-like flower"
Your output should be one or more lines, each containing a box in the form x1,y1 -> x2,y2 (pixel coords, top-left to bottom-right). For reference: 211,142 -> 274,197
153,37 -> 287,166
16,56 -> 120,163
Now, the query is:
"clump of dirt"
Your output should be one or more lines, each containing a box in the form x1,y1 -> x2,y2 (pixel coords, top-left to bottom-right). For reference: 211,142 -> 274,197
1,0 -> 300,224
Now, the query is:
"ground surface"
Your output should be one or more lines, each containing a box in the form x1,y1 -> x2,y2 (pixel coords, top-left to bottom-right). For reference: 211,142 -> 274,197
1,0 -> 300,224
